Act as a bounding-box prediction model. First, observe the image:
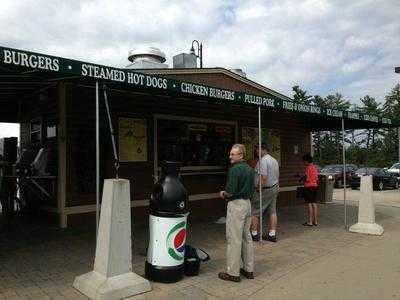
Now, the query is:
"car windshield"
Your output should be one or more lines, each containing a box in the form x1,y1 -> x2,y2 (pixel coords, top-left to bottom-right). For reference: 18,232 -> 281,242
356,168 -> 378,175
389,163 -> 400,169
355,168 -> 366,174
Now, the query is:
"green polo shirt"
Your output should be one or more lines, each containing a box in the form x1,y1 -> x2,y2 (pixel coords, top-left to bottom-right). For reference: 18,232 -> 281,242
225,161 -> 255,200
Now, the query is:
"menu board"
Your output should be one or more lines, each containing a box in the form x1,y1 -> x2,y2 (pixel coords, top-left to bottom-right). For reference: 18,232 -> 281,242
119,117 -> 147,162
242,127 -> 281,165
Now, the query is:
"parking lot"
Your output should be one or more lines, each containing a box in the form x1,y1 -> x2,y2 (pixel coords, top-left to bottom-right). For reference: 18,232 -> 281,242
333,187 -> 400,207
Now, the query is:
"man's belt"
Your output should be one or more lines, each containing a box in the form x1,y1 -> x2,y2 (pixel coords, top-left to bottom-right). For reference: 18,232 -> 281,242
262,183 -> 278,189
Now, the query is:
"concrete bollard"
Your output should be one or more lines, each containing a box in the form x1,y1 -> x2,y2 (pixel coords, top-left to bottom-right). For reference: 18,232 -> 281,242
349,175 -> 384,235
73,179 -> 151,300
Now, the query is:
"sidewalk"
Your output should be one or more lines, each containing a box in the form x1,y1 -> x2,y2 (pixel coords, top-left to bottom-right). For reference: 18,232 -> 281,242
249,203 -> 400,300
0,195 -> 399,299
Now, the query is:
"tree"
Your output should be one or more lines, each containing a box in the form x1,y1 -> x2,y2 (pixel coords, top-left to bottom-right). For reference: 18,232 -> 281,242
312,95 -> 328,108
292,85 -> 313,104
310,93 -> 351,166
358,95 -> 383,148
382,84 -> 400,164
311,95 -> 327,161
383,84 -> 400,118
324,93 -> 351,161
324,93 -> 351,110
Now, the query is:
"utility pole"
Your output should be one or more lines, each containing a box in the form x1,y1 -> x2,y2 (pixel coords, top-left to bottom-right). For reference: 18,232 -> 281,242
396,67 -> 400,161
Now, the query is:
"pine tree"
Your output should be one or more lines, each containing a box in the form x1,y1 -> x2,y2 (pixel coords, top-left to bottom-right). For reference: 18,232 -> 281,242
292,86 -> 313,104
359,95 -> 383,149
382,84 -> 400,164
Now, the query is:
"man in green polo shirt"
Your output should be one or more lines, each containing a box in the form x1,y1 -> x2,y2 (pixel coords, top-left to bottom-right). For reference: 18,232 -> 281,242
218,144 -> 255,282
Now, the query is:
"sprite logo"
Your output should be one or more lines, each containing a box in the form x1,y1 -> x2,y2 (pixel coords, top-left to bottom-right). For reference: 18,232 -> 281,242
166,221 -> 186,261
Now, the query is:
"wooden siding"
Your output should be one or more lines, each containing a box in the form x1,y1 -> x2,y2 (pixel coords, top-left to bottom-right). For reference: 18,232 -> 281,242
65,84 -> 310,207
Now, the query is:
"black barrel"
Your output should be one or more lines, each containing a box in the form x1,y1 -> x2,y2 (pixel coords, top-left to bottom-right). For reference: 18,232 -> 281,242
145,161 -> 189,283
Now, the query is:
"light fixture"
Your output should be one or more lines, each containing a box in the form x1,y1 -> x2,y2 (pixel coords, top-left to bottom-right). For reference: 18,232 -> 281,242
190,40 -> 203,68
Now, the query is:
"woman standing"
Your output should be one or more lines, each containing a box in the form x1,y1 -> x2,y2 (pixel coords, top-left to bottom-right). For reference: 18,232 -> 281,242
301,154 -> 319,226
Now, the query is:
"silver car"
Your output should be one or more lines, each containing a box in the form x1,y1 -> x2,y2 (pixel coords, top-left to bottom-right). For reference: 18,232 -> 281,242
388,163 -> 400,179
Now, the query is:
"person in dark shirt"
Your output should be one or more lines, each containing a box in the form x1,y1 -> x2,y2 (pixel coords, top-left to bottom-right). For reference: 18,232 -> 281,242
218,144 -> 255,282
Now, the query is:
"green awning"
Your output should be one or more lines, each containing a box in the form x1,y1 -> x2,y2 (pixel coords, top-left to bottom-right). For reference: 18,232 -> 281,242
0,45 -> 398,128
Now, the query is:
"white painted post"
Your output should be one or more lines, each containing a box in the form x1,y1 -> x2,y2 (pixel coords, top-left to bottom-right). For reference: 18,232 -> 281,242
73,179 -> 151,299
349,175 -> 384,235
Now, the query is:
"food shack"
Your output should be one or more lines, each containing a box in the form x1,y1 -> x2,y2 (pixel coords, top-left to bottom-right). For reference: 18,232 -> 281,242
0,45 -> 397,228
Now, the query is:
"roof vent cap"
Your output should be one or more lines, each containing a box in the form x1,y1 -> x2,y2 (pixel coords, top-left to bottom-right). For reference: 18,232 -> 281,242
128,47 -> 166,63
230,68 -> 246,78
126,47 -> 168,69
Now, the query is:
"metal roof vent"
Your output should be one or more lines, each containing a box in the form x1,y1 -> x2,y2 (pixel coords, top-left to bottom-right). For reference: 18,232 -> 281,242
173,53 -> 197,68
126,47 -> 168,69
230,68 -> 246,78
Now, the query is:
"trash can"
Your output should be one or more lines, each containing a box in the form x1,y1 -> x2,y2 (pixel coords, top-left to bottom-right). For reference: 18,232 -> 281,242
317,174 -> 334,203
145,161 -> 189,283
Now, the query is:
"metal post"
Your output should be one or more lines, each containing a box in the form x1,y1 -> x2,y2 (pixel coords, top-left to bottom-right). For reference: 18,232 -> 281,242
96,81 -> 100,239
341,118 -> 347,229
103,86 -> 119,178
258,106 -> 263,241
398,127 -> 400,162
199,43 -> 203,68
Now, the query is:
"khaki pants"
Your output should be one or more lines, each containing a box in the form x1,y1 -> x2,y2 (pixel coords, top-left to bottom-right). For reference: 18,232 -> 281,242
226,199 -> 254,276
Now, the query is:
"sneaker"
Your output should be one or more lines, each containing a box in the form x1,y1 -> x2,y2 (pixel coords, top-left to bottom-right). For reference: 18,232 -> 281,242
218,272 -> 241,282
302,222 -> 313,227
263,234 -> 277,242
240,268 -> 254,279
251,233 -> 260,241
215,217 -> 226,224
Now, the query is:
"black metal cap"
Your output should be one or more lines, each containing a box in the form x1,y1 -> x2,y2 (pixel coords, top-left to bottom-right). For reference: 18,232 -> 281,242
160,161 -> 181,177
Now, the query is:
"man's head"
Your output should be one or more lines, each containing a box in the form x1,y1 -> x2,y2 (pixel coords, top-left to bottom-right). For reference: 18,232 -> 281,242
255,143 -> 269,157
230,144 -> 245,164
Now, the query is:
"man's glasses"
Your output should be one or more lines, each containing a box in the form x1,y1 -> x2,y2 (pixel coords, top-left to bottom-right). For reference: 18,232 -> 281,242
230,152 -> 242,156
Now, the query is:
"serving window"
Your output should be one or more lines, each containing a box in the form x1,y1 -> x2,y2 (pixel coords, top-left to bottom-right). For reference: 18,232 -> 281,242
157,117 -> 236,169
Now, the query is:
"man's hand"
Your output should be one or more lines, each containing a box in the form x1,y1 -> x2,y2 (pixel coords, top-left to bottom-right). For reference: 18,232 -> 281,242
220,190 -> 232,200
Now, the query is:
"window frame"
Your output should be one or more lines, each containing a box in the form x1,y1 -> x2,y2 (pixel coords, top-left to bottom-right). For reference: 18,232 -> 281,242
154,114 -> 238,179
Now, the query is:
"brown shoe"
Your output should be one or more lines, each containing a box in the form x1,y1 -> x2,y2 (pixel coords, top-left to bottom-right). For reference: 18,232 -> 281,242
240,268 -> 254,279
218,272 -> 241,282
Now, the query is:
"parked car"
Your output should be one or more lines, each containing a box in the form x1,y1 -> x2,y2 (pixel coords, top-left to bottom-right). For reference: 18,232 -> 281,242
319,164 -> 357,188
388,163 -> 400,178
314,164 -> 322,173
350,167 -> 399,190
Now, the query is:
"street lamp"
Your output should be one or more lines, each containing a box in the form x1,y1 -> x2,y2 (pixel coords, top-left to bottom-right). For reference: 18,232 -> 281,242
190,40 -> 203,68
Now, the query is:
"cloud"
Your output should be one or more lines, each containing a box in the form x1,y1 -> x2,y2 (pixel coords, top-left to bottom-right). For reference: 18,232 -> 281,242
0,0 -> 399,105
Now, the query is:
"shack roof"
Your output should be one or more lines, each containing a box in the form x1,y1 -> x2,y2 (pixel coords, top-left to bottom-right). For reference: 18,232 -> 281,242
0,45 -> 398,129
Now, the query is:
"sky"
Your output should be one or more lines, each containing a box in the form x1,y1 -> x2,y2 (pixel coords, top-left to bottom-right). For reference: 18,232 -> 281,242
1,0 -> 400,138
